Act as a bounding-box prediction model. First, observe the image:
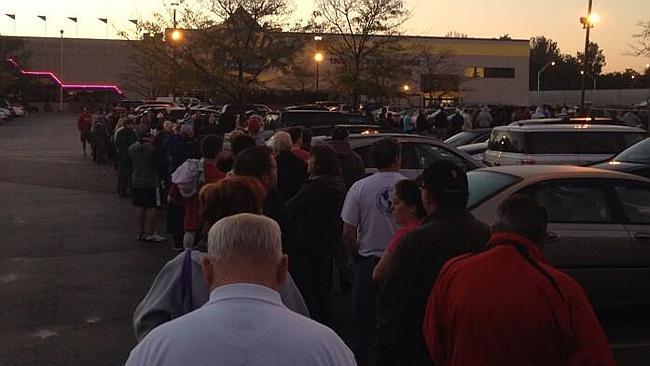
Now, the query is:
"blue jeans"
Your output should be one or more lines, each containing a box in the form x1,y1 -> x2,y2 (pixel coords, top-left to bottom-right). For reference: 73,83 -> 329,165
350,255 -> 381,364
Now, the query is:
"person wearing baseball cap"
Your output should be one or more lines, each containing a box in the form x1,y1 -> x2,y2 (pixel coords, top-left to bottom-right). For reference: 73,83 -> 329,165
376,160 -> 490,366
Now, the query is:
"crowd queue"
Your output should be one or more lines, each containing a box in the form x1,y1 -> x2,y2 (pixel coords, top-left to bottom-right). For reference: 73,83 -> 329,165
76,104 -> 617,366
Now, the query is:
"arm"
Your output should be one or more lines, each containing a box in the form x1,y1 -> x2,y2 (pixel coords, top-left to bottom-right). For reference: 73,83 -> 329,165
567,284 -> 616,366
372,250 -> 394,285
342,223 -> 358,259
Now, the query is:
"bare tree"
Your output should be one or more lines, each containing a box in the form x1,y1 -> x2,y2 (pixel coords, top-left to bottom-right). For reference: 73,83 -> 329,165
312,0 -> 409,105
632,20 -> 650,57
418,48 -> 463,100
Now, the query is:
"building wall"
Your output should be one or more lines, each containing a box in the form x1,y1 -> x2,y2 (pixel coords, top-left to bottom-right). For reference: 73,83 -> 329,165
12,34 -> 530,105
530,89 -> 650,107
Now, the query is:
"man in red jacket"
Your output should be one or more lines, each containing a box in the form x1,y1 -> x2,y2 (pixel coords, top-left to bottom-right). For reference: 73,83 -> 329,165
423,194 -> 615,366
77,108 -> 93,156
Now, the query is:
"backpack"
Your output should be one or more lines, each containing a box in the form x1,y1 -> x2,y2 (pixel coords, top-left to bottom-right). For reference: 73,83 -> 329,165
171,158 -> 205,198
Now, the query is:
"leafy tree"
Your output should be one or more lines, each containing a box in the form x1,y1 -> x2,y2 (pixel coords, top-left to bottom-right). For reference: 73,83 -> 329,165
577,41 -> 606,75
445,31 -> 468,38
181,0 -> 307,104
529,36 -> 562,90
311,0 -> 409,105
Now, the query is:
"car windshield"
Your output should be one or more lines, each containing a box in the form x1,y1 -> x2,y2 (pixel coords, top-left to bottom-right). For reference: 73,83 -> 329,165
445,132 -> 474,147
467,170 -> 521,209
615,138 -> 650,164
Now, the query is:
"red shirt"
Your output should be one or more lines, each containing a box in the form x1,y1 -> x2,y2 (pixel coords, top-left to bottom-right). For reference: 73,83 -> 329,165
423,232 -> 615,366
385,221 -> 420,253
292,148 -> 310,163
77,113 -> 92,131
170,162 -> 225,231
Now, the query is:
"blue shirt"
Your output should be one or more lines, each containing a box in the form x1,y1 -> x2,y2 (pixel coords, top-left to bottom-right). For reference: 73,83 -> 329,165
126,283 -> 356,366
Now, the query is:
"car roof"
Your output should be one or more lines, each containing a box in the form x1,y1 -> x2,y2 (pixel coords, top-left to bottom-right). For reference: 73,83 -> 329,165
477,165 -> 650,182
493,123 -> 644,132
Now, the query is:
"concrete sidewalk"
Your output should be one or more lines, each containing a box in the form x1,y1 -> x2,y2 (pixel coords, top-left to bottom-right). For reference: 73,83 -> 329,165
0,113 -> 173,366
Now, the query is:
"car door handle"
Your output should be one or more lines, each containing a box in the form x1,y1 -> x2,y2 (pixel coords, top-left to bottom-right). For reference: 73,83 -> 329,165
547,232 -> 559,243
634,232 -> 650,241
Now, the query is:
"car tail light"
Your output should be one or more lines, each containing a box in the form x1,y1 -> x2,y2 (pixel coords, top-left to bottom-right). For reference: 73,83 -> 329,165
520,158 -> 536,165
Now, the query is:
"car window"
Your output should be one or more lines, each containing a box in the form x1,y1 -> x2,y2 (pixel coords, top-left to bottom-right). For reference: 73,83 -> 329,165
488,130 -> 524,153
575,132 -> 627,154
522,181 -> 612,223
614,183 -> 650,224
408,143 -> 474,172
467,171 -> 520,209
616,138 -> 650,164
354,142 -> 414,169
526,132 -> 575,154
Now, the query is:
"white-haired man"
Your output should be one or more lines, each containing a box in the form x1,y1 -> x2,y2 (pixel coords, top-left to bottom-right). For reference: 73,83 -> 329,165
272,131 -> 307,200
126,213 -> 356,366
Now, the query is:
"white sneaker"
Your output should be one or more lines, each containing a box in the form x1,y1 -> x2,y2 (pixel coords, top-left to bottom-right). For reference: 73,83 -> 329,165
144,233 -> 167,243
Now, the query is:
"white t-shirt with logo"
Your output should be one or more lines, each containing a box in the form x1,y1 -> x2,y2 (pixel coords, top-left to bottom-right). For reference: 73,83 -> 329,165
341,171 -> 407,258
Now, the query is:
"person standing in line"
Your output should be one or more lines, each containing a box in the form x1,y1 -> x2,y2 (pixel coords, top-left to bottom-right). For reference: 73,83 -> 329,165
133,177 -> 309,341
402,111 -> 415,133
77,108 -> 93,156
272,131 -> 308,201
372,179 -> 426,285
168,135 -> 226,250
340,137 -> 406,364
460,108 -> 473,131
129,131 -> 167,242
287,144 -> 346,327
375,160 -> 490,366
434,107 -> 449,140
287,126 -> 310,163
115,118 -> 138,197
416,109 -> 429,135
423,195 -> 615,366
476,105 -> 493,128
126,214 -> 356,366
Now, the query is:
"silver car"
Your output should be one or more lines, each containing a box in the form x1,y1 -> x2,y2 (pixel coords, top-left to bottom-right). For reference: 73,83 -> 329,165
468,165 -> 650,305
314,133 -> 485,179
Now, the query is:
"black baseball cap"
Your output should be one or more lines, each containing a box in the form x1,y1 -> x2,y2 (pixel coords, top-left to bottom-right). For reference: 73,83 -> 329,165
417,160 -> 468,196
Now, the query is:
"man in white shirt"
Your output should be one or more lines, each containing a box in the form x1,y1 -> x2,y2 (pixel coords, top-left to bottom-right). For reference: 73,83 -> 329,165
341,137 -> 406,363
126,213 -> 356,366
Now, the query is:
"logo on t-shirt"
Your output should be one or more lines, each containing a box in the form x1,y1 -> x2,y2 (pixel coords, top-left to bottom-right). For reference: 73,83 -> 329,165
376,187 -> 393,216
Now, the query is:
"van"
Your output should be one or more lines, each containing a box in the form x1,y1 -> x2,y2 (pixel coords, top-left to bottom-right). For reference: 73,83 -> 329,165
484,124 -> 646,166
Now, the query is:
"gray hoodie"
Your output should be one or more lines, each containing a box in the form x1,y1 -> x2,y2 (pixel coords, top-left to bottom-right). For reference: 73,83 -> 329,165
133,250 -> 309,342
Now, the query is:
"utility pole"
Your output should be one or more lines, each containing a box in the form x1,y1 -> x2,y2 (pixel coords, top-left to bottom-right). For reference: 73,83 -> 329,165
580,0 -> 595,115
59,29 -> 64,113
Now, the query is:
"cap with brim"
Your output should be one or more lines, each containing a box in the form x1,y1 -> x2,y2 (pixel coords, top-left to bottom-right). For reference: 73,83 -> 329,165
416,160 -> 468,195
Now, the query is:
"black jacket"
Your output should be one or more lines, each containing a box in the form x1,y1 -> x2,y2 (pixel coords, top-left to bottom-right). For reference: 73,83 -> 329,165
264,188 -> 296,256
376,208 -> 490,366
327,140 -> 365,189
287,175 -> 346,255
276,151 -> 308,201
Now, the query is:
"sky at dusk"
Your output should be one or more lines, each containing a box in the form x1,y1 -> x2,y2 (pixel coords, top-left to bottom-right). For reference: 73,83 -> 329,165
2,0 -> 649,72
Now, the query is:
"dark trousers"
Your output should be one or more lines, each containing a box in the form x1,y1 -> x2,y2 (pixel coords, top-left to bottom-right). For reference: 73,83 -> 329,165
116,158 -> 132,195
350,255 -> 381,365
292,251 -> 335,327
166,203 -> 184,246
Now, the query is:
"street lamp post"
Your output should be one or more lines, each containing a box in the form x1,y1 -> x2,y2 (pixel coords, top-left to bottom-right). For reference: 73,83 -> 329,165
314,52 -> 324,93
579,0 -> 600,114
537,61 -> 556,92
59,29 -> 64,112
171,2 -> 180,103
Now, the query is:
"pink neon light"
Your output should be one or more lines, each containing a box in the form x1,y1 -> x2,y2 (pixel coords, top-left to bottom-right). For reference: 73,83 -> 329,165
6,58 -> 123,95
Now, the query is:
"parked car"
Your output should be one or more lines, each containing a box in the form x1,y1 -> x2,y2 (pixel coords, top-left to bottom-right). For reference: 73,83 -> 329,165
468,165 -> 650,305
444,128 -> 493,147
509,117 -> 621,127
116,99 -> 145,111
458,141 -> 488,162
592,138 -> 650,178
485,124 -> 646,166
277,110 -> 369,131
313,133 -> 485,179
